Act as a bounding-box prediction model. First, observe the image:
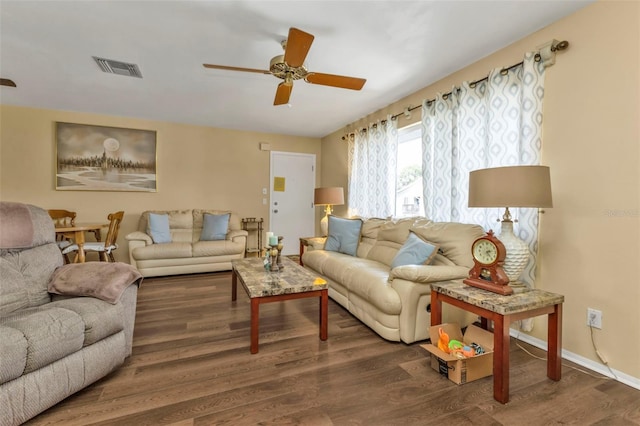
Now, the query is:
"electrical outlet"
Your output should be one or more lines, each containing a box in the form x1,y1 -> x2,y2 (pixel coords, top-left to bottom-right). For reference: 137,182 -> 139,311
587,308 -> 602,329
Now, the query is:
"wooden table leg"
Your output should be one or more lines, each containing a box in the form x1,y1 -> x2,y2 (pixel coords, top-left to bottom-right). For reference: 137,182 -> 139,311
250,298 -> 260,354
319,289 -> 328,340
231,269 -> 237,301
548,303 -> 563,380
493,314 -> 510,404
430,291 -> 442,325
480,317 -> 489,330
75,231 -> 86,263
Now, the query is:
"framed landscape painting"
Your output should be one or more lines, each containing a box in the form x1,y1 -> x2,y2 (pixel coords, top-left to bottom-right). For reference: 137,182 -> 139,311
56,122 -> 157,192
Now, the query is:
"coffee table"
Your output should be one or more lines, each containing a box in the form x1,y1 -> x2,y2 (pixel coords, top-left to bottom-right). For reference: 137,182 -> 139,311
231,257 -> 328,354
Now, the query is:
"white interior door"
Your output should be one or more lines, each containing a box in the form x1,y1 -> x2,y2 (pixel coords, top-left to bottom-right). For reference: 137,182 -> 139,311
269,151 -> 315,255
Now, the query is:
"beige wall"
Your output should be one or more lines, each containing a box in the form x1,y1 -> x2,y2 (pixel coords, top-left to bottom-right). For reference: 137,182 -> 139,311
322,1 -> 640,380
0,106 -> 321,261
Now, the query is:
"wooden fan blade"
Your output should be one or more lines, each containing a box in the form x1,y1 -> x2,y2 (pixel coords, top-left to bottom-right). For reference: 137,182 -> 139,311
306,73 -> 366,90
0,78 -> 16,87
283,27 -> 314,68
274,82 -> 293,106
203,64 -> 270,74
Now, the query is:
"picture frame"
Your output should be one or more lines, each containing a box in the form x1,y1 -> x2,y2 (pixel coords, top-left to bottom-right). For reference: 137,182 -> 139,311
55,122 -> 157,192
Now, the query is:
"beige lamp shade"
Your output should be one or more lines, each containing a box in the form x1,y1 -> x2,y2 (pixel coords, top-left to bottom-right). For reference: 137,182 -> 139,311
314,187 -> 345,206
468,165 -> 552,283
314,187 -> 344,236
468,165 -> 552,208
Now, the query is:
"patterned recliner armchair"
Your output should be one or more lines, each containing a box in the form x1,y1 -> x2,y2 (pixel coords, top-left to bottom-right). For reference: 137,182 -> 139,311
0,202 -> 142,425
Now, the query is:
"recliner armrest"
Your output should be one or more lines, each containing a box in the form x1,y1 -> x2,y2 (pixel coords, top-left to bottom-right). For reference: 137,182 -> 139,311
125,231 -> 153,245
389,264 -> 469,284
228,229 -> 248,242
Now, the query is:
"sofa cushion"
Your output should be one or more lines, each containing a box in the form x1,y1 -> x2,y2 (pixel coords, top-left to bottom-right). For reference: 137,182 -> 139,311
200,213 -> 230,241
366,218 -> 416,267
325,216 -> 362,257
0,325 -> 28,384
148,213 -> 172,243
302,250 -> 401,315
0,306 -> 85,374
192,240 -> 245,257
49,297 -> 125,346
132,242 -> 193,260
391,231 -> 439,269
410,221 -> 486,268
1,244 -> 62,309
0,257 -> 30,315
357,217 -> 392,258
139,210 -> 193,243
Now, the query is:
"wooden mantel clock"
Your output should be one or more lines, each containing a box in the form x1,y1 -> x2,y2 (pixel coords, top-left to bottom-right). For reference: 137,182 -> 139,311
463,230 -> 513,295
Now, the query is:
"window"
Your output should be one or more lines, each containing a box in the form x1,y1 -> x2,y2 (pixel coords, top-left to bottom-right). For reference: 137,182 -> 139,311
395,123 -> 422,217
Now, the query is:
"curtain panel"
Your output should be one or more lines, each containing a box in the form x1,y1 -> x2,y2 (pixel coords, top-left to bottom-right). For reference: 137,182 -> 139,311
420,52 -> 546,301
348,116 -> 398,218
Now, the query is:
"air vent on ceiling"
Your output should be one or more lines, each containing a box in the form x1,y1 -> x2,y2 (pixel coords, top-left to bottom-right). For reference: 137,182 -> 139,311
93,56 -> 142,78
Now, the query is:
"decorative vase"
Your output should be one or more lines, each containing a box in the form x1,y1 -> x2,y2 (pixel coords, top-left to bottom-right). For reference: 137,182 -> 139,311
270,246 -> 279,272
276,236 -> 284,270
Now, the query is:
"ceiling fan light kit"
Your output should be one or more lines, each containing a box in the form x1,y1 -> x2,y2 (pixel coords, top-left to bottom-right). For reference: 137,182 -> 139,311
203,27 -> 366,106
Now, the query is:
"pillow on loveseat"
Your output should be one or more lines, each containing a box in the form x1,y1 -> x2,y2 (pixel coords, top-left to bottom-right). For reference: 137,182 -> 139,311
200,213 -> 230,241
324,216 -> 362,257
147,213 -> 171,243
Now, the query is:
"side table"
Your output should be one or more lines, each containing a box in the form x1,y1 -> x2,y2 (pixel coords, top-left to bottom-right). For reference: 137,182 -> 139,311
430,281 -> 564,404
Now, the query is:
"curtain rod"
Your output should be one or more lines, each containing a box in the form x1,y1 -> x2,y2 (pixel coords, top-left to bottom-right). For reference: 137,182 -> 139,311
341,40 -> 569,141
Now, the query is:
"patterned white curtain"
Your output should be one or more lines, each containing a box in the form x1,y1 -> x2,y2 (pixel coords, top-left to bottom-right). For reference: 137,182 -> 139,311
348,116 -> 398,218
421,52 -> 545,293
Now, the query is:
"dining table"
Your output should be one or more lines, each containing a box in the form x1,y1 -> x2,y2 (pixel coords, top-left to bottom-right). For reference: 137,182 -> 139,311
54,222 -> 109,263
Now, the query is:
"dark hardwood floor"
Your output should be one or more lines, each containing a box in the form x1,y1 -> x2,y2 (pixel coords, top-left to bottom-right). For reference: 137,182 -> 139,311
28,271 -> 640,425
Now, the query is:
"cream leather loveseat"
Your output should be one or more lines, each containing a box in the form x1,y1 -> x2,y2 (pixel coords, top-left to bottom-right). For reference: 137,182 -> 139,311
302,216 -> 484,344
126,209 -> 247,277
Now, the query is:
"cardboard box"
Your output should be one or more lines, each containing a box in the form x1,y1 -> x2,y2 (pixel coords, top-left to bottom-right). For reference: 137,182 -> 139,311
421,323 -> 494,384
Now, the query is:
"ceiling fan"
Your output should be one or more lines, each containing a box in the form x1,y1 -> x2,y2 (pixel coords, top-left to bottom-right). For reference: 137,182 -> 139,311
203,27 -> 366,106
1,78 -> 17,87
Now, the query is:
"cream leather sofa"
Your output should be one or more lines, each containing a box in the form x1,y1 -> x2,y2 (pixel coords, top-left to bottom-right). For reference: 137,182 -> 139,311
301,217 -> 484,344
126,209 -> 247,277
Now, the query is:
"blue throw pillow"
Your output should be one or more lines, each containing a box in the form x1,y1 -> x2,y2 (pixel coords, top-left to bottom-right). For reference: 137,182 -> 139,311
200,213 -> 230,241
148,213 -> 171,244
324,216 -> 362,257
391,231 -> 439,269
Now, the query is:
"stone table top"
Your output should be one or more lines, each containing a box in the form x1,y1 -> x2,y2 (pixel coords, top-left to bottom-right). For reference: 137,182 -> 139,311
232,257 -> 327,298
431,281 -> 564,315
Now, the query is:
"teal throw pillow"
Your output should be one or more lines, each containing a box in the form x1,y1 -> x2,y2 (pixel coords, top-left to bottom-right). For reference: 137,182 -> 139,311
391,231 -> 439,269
324,216 -> 362,257
200,213 -> 230,241
148,213 -> 171,244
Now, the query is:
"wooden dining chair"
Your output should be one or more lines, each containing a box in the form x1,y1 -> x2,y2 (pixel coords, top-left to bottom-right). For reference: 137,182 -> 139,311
48,209 -> 77,263
63,211 -> 124,262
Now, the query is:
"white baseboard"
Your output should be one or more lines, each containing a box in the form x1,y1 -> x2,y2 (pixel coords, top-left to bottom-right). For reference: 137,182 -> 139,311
509,329 -> 640,391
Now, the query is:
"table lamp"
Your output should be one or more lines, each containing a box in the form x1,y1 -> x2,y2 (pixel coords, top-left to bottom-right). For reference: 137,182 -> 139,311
314,187 -> 344,236
468,165 -> 552,282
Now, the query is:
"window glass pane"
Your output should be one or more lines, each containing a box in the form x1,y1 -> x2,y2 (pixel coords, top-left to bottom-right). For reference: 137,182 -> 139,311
396,123 -> 422,217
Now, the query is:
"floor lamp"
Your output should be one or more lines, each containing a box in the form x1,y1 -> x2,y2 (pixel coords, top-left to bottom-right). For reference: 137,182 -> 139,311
314,187 -> 344,236
468,165 -> 553,283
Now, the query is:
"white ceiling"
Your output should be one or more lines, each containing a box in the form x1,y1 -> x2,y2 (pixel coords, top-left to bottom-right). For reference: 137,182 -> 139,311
0,1 -> 592,138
